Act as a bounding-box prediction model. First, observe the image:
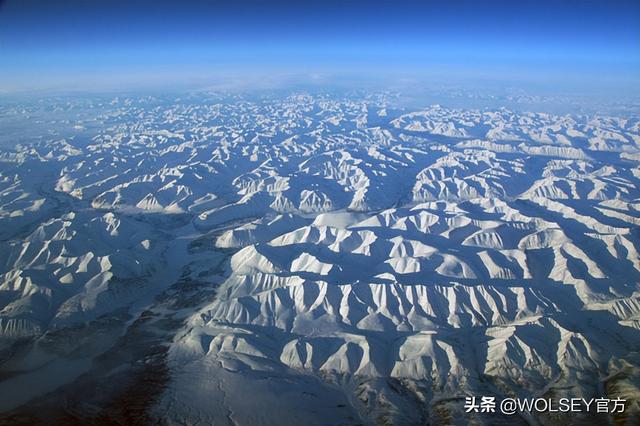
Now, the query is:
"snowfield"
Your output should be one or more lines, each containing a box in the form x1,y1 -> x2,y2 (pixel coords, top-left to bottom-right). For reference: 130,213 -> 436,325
0,91 -> 639,425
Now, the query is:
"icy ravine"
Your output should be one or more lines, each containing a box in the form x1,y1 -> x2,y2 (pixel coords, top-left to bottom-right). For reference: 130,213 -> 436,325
0,215 -> 194,413
0,92 -> 639,425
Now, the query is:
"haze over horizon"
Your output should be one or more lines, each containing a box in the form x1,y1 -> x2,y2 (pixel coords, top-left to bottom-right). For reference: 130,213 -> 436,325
0,0 -> 639,94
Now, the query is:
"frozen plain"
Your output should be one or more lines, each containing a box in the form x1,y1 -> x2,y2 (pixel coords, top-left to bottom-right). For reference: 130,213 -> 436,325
0,91 -> 639,425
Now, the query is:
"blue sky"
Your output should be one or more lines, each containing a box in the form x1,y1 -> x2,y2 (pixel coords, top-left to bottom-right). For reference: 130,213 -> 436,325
0,0 -> 639,93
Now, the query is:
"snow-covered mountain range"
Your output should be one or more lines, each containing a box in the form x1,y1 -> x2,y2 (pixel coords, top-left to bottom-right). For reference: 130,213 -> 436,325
0,92 -> 639,425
